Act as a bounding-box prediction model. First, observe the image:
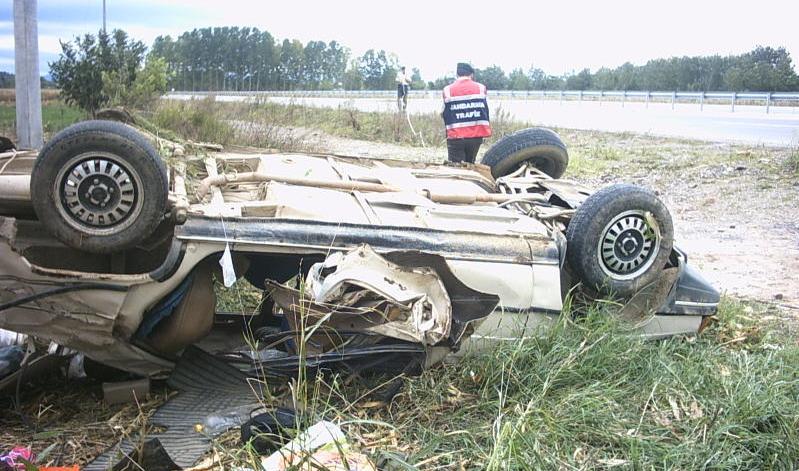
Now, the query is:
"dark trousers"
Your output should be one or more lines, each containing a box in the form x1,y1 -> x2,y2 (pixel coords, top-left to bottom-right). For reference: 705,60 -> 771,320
447,137 -> 483,164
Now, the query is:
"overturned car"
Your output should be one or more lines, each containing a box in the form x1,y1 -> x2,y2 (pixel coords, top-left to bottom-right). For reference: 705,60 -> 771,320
0,121 -> 719,377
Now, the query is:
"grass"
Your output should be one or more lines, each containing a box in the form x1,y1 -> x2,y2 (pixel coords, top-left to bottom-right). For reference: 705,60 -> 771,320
0,102 -> 84,139
5,296 -> 797,469
787,146 -> 799,175
373,299 -> 798,469
197,296 -> 798,470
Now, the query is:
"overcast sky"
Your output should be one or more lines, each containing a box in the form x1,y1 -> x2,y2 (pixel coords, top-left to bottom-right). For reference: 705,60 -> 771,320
1,0 -> 798,80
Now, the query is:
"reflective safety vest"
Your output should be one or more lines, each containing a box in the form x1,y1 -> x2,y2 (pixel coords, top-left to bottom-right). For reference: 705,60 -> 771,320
442,77 -> 492,139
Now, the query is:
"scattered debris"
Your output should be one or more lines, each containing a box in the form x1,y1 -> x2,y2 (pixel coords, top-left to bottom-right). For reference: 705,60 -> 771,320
0,345 -> 24,379
240,408 -> 297,454
260,421 -> 375,471
102,378 -> 151,405
86,347 -> 262,470
0,447 -> 33,471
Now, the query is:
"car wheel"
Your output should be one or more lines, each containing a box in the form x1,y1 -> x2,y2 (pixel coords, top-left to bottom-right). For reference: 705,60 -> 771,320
565,184 -> 674,297
30,120 -> 168,253
481,127 -> 569,178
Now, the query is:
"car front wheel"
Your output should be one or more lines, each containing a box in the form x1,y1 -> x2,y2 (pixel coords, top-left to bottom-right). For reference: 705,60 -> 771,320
565,184 -> 674,297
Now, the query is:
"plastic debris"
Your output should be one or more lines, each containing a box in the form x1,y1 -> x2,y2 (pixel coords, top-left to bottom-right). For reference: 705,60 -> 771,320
102,378 -> 151,405
0,447 -> 34,471
260,421 -> 375,471
0,345 -> 24,379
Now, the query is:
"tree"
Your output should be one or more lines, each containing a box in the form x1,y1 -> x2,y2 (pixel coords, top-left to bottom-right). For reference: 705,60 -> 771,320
428,76 -> 453,90
475,65 -> 508,90
357,49 -> 397,90
50,29 -> 153,115
724,46 -> 799,91
508,68 -> 531,90
565,68 -> 592,90
0,72 -> 14,88
343,59 -> 364,90
103,57 -> 170,109
410,68 -> 426,90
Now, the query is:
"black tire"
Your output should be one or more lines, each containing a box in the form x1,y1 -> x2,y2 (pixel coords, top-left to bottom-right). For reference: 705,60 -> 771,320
481,127 -> 569,178
565,184 -> 673,297
30,120 -> 168,254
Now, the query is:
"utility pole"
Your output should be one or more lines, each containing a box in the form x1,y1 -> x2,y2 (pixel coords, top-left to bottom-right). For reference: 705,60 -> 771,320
13,0 -> 43,150
102,0 -> 106,32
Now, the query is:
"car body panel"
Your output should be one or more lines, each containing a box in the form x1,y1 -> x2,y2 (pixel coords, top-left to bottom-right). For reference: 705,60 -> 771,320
0,148 -> 719,375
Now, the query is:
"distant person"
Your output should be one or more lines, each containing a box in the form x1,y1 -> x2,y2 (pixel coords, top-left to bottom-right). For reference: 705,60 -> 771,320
442,62 -> 491,164
396,66 -> 411,111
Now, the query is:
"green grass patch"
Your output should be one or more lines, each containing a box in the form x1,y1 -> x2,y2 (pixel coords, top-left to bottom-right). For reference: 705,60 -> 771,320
207,295 -> 799,470
0,103 -> 84,138
326,298 -> 798,469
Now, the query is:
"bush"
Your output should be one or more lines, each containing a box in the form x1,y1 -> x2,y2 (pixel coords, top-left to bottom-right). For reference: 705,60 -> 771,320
50,29 -> 167,115
103,57 -> 169,110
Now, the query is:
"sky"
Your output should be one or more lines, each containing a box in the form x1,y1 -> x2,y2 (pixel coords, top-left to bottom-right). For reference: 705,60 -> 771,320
1,0 -> 798,80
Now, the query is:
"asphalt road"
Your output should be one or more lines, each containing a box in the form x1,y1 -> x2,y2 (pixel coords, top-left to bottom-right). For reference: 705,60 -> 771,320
264,96 -> 799,147
181,92 -> 799,146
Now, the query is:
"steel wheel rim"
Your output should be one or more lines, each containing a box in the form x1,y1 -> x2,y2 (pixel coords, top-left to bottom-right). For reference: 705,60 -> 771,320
54,152 -> 143,236
597,210 -> 660,281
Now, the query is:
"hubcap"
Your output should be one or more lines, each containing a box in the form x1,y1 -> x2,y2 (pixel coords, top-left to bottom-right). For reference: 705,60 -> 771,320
598,210 -> 660,280
55,153 -> 142,235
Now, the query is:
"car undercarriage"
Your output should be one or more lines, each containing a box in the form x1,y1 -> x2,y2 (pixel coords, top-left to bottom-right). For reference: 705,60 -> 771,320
0,121 -> 719,377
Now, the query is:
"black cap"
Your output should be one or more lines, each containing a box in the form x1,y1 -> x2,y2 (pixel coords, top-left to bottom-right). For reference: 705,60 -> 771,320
456,62 -> 474,76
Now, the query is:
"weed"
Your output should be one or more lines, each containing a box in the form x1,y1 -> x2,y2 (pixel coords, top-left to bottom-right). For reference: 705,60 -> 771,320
150,98 -> 235,145
787,146 -> 799,175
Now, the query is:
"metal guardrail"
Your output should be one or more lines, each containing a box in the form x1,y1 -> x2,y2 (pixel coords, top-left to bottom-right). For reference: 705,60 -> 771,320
169,90 -> 799,113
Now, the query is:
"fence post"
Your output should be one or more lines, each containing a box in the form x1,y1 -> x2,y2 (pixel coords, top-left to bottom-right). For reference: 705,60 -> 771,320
671,91 -> 676,110
599,90 -> 604,107
622,90 -> 626,108
699,92 -> 704,111
559,90 -> 564,105
646,91 -> 650,108
731,92 -> 736,112
766,93 -> 771,114
578,90 -> 583,104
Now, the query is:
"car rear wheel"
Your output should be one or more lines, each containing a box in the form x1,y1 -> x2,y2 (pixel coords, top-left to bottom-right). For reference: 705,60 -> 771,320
481,127 -> 569,178
30,120 -> 168,253
565,184 -> 674,297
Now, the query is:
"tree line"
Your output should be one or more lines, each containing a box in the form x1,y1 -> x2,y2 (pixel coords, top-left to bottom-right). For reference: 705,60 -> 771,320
150,27 -> 413,92
149,28 -> 798,92
464,47 -> 799,92
34,25 -> 799,106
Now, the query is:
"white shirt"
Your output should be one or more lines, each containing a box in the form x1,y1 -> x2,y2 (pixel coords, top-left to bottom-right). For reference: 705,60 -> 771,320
396,70 -> 411,85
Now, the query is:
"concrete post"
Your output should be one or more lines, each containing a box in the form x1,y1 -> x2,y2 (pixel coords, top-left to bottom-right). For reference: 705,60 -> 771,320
13,0 -> 43,150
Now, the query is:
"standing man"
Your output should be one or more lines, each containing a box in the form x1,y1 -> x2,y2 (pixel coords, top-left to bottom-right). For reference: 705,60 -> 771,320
442,63 -> 491,163
396,66 -> 411,111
